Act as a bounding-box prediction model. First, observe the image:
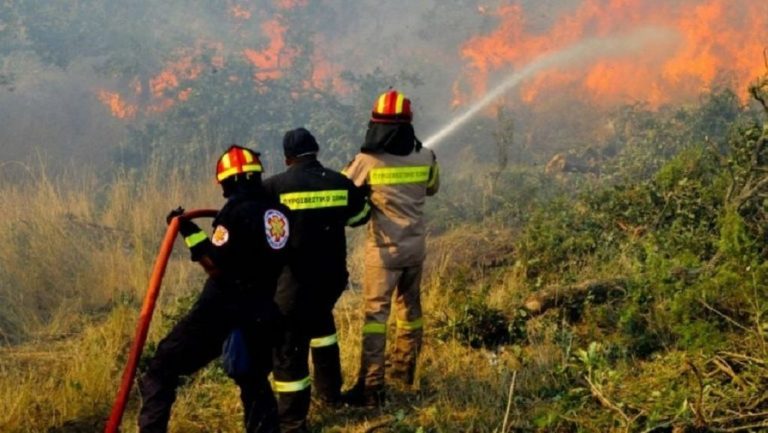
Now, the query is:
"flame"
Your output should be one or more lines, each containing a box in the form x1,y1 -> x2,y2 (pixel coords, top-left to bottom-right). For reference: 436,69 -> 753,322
97,90 -> 137,119
97,0 -> 342,120
230,4 -> 252,20
456,0 -> 768,107
150,53 -> 204,98
276,0 -> 308,9
244,18 -> 300,82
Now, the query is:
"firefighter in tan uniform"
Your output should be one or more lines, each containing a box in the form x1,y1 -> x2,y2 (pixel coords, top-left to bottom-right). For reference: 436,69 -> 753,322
342,90 -> 439,406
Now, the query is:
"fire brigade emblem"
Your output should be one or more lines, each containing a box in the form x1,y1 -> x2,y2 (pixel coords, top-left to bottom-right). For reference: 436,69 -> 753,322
212,225 -> 229,246
264,209 -> 289,249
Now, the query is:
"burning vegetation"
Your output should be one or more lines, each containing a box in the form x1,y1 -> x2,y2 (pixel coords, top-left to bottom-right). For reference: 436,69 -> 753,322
455,0 -> 768,107
1,1 -> 768,432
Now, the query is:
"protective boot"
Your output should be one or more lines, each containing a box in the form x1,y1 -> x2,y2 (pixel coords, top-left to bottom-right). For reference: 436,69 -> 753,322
137,372 -> 178,433
234,372 -> 281,433
342,378 -> 386,408
389,325 -> 423,387
276,388 -> 311,433
311,343 -> 342,405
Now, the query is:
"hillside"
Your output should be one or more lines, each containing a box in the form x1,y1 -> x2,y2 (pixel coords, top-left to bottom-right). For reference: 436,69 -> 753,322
1,76 -> 767,433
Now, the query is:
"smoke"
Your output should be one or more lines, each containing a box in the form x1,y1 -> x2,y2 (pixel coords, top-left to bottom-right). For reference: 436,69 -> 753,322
0,0 -> 765,166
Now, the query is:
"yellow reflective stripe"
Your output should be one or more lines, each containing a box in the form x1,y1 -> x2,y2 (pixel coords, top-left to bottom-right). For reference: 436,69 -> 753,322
369,166 -> 431,185
274,376 -> 311,393
362,322 -> 386,334
397,317 -> 423,331
346,202 -> 370,226
310,333 -> 338,348
427,164 -> 439,189
184,231 -> 207,248
243,149 -> 254,163
216,164 -> 263,181
377,93 -> 387,114
222,152 -> 231,168
395,92 -> 405,114
279,190 -> 348,210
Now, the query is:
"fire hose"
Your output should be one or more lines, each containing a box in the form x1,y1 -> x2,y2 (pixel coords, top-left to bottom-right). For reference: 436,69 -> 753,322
104,209 -> 218,433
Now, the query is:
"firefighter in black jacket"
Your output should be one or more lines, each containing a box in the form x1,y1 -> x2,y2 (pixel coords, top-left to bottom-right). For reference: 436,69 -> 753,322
138,145 -> 291,433
263,128 -> 370,433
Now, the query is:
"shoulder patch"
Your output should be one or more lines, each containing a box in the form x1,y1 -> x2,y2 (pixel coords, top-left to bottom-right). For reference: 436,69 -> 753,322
264,209 -> 289,250
212,225 -> 229,246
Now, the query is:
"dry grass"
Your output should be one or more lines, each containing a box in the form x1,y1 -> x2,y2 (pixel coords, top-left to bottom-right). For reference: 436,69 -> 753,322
0,160 -> 523,432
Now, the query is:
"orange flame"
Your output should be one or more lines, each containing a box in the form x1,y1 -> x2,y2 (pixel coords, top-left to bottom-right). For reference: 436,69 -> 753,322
97,0 -> 341,120
244,19 -> 298,81
456,0 -> 768,108
230,4 -> 252,20
97,90 -> 138,119
276,0 -> 307,10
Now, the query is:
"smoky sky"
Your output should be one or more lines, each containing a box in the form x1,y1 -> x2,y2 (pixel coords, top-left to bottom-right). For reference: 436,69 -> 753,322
0,0 -> 764,166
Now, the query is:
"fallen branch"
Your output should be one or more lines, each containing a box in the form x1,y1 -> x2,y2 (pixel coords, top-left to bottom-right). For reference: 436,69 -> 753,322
522,278 -> 627,316
500,371 -> 518,433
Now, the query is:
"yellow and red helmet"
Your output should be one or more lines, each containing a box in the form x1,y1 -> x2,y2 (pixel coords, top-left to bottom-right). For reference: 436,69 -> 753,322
216,145 -> 263,183
371,90 -> 412,123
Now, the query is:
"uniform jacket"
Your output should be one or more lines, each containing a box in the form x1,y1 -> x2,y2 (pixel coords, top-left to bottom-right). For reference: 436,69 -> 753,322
183,191 -> 291,316
263,158 -> 370,312
343,146 -> 439,268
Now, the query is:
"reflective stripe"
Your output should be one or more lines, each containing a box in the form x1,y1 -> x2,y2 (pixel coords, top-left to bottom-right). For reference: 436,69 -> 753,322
216,163 -> 263,181
310,333 -> 338,348
376,93 -> 388,115
184,231 -> 207,248
362,322 -> 387,334
397,317 -> 423,331
346,202 -> 371,226
279,190 -> 348,210
427,164 -> 439,189
274,376 -> 311,393
369,166 -> 431,185
395,92 -> 405,114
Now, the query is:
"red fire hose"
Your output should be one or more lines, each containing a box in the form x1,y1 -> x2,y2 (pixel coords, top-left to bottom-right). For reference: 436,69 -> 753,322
104,209 -> 217,433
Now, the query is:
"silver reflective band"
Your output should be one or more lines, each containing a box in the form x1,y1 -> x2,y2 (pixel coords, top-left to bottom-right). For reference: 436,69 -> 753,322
369,166 -> 431,185
396,317 -> 423,331
346,202 -> 371,226
310,333 -> 338,348
184,231 -> 207,248
274,376 -> 311,393
279,190 -> 348,210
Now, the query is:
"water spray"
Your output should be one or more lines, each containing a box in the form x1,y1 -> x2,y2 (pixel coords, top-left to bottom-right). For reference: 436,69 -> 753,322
422,27 -> 677,149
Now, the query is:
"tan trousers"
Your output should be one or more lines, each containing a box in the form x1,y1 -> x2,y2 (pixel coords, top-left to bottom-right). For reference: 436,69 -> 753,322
358,264 -> 424,389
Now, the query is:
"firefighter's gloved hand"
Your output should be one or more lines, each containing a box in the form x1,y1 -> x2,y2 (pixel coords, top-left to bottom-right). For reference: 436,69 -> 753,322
166,206 -> 185,225
166,207 -> 200,237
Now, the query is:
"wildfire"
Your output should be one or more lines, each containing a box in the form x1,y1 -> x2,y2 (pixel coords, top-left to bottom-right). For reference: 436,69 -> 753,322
456,0 -> 768,107
243,19 -> 296,81
230,4 -> 252,20
97,90 -> 137,120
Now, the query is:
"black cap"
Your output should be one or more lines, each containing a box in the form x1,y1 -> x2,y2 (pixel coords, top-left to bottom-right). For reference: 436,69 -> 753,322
283,127 -> 319,158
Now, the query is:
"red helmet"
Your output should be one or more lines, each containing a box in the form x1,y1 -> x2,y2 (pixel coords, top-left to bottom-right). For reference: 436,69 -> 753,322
216,145 -> 263,183
371,90 -> 412,123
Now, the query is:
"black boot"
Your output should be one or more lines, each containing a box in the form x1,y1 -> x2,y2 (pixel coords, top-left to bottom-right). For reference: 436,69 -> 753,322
341,381 -> 385,408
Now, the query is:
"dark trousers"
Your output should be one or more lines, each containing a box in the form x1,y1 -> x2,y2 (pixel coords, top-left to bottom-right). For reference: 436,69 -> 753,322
138,279 -> 281,433
273,280 -> 344,433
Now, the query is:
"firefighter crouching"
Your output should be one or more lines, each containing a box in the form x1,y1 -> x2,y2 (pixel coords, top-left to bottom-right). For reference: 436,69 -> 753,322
137,145 -> 291,433
342,90 -> 440,406
264,128 -> 371,432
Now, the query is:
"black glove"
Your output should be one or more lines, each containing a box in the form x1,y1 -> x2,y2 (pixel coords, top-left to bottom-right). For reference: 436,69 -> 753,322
166,206 -> 200,237
166,206 -> 185,225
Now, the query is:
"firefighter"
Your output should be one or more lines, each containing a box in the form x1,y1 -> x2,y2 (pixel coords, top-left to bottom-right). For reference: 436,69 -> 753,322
341,90 -> 440,407
263,127 -> 370,432
137,145 -> 291,433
